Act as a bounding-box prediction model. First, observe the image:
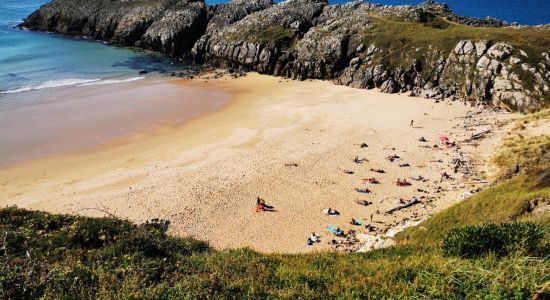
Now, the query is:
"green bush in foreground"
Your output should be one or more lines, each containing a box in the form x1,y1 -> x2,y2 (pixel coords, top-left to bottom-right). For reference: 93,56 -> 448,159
442,222 -> 546,258
1,207 -> 549,299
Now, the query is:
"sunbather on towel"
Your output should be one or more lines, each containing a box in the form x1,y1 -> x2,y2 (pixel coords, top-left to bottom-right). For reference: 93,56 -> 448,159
322,207 -> 339,216
350,218 -> 362,226
411,175 -> 425,181
386,154 -> 400,162
396,178 -> 412,186
355,188 -> 371,194
327,226 -> 345,236
363,177 -> 380,184
441,172 -> 453,180
310,232 -> 320,243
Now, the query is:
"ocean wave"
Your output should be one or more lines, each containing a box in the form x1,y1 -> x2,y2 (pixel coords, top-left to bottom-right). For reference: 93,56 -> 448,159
80,76 -> 145,86
0,76 -> 145,94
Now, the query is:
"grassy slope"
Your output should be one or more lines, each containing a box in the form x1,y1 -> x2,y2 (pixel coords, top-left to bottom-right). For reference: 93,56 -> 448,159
0,207 -> 548,299
396,174 -> 550,245
398,110 -> 550,245
363,16 -> 550,62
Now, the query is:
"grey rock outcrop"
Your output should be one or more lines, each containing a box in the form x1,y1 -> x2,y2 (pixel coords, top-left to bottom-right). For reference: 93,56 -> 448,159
20,0 -> 550,111
192,0 -> 327,73
205,0 -> 274,33
21,0 -> 207,56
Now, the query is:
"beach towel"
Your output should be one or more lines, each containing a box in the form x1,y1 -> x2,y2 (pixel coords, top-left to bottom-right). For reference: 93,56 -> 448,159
326,226 -> 344,236
352,219 -> 364,226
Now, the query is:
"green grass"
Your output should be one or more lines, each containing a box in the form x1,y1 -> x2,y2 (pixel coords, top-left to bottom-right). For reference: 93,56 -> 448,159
397,173 -> 550,246
359,16 -> 550,65
1,207 -> 548,299
491,135 -> 550,177
227,24 -> 296,49
2,111 -> 549,298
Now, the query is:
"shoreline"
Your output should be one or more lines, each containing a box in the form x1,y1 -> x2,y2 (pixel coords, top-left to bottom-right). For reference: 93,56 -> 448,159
0,75 -> 231,168
0,73 -> 518,253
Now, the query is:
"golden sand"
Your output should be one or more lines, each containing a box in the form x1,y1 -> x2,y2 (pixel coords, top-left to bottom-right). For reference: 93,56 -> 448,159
0,73 -> 517,253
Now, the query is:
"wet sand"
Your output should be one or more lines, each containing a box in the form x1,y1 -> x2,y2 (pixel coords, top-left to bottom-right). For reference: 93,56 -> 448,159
0,73 -> 517,253
0,78 -> 230,167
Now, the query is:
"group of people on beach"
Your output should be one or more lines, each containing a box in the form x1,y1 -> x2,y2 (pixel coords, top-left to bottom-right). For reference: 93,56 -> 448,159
253,118 -> 463,250
322,119 -> 465,248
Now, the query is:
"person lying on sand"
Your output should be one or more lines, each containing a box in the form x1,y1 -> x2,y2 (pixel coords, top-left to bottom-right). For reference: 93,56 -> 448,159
410,175 -> 425,181
362,177 -> 380,184
256,197 -> 274,212
343,169 -> 355,174
256,203 -> 266,212
399,163 -> 410,168
355,188 -> 371,194
444,141 -> 457,148
386,154 -> 400,162
350,218 -> 363,226
326,226 -> 345,236
353,156 -> 368,164
365,223 -> 374,232
356,200 -> 373,206
441,172 -> 453,180
370,168 -> 385,173
310,232 -> 320,243
322,207 -> 340,216
396,179 -> 412,186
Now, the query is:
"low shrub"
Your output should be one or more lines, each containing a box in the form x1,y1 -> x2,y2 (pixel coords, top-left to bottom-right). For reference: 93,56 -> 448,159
2,208 -> 548,298
442,222 -> 546,258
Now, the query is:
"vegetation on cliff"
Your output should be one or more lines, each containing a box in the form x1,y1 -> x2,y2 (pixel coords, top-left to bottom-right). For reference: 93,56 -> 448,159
1,204 -> 548,299
21,0 -> 550,111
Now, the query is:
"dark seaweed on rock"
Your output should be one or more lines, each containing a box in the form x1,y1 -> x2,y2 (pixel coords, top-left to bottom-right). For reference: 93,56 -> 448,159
20,0 -> 550,111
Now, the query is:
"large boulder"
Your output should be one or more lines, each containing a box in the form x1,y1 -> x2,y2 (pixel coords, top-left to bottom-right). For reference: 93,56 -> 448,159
192,0 -> 327,72
206,0 -> 273,33
21,0 -> 208,56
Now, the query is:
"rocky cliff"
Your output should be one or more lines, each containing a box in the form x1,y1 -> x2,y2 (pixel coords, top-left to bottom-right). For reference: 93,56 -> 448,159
21,0 -> 550,111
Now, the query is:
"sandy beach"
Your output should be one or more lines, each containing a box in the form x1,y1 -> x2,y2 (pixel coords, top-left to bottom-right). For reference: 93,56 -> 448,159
0,73 -> 517,253
0,78 -> 230,167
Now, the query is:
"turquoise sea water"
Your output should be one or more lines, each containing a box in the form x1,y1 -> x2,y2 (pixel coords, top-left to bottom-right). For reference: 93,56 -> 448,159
0,0 -> 178,95
1,0 -> 549,95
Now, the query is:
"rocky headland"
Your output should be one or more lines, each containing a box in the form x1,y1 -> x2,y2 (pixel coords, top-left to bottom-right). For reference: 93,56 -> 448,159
20,0 -> 550,111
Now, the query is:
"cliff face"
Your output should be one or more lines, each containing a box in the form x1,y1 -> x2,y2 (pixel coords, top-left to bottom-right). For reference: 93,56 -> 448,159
21,0 -> 208,56
21,0 -> 550,111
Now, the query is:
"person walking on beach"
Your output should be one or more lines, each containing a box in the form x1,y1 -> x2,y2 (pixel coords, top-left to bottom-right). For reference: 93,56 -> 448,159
410,120 -> 414,128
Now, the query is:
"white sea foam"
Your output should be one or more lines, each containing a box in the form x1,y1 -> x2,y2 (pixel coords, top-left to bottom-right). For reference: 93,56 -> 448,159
80,76 -> 145,86
0,76 -> 145,94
